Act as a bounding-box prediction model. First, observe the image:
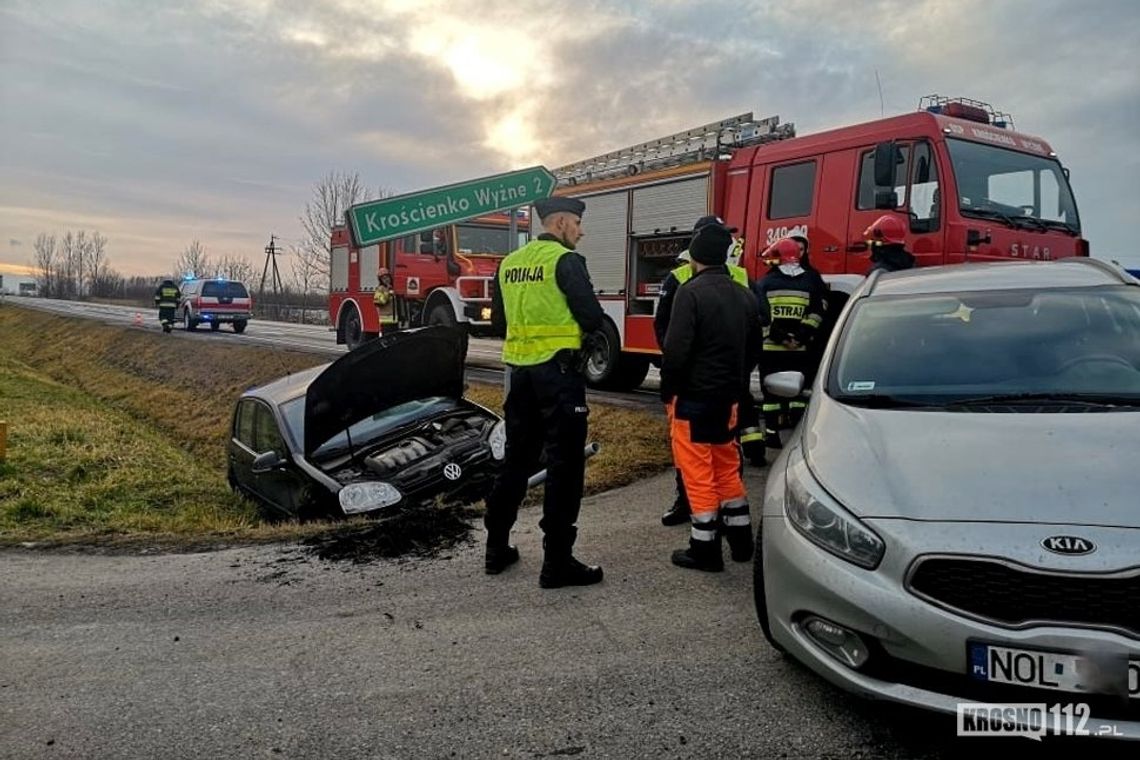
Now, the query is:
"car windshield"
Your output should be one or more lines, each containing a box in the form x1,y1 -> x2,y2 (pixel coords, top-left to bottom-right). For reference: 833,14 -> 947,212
829,286 -> 1140,406
455,224 -> 525,254
946,138 -> 1080,232
280,395 -> 460,458
202,281 -> 249,298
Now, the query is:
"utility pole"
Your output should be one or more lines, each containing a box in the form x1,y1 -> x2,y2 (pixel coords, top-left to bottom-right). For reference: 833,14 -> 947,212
259,234 -> 285,320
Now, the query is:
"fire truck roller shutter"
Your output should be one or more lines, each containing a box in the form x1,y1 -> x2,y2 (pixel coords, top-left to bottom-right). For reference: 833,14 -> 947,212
631,176 -> 710,237
330,246 -> 350,291
574,191 -> 629,295
359,244 -> 380,291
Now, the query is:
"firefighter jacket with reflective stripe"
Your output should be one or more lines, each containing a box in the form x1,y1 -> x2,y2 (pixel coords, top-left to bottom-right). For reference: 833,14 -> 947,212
754,269 -> 826,352
497,239 -> 586,366
153,285 -> 180,309
373,280 -> 396,324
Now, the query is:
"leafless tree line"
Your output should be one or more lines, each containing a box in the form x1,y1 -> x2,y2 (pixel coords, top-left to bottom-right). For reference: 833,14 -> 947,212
32,230 -> 112,299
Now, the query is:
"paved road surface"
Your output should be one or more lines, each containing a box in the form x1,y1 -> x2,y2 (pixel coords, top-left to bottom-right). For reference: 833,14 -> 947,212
5,468 -> 1129,760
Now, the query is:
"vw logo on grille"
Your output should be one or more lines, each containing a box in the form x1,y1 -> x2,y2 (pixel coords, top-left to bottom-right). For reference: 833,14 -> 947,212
442,463 -> 463,481
1041,535 -> 1096,555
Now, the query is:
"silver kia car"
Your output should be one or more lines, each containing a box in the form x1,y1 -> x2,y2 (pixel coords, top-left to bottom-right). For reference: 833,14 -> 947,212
754,259 -> 1140,738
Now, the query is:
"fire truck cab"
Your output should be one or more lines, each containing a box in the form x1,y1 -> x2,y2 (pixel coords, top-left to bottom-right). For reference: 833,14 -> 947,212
533,96 -> 1087,390
329,212 -> 527,349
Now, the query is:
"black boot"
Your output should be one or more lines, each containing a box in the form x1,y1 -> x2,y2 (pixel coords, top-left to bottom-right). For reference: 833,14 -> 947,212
539,536 -> 602,588
725,526 -> 754,563
485,537 -> 519,575
671,531 -> 724,572
662,469 -> 690,526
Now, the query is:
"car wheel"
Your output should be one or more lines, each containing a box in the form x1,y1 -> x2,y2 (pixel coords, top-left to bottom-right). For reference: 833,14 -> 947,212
184,309 -> 197,332
426,301 -> 457,328
211,321 -> 221,332
233,320 -> 247,334
752,520 -> 786,653
342,306 -> 365,350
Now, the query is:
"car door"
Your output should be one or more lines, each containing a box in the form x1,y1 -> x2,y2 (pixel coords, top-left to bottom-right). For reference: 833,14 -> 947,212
228,399 -> 260,493
250,402 -> 306,516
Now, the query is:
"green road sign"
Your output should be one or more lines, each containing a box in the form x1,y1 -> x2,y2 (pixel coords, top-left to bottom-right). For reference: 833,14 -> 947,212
348,165 -> 556,247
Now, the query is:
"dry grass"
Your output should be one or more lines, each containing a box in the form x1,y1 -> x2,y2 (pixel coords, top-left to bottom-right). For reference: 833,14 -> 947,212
0,304 -> 672,545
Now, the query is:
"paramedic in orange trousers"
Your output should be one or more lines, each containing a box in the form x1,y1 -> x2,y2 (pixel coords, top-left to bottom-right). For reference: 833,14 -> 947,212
660,221 -> 761,570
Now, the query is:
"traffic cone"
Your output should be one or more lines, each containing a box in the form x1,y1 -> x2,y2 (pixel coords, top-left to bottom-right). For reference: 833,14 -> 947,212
133,312 -> 143,327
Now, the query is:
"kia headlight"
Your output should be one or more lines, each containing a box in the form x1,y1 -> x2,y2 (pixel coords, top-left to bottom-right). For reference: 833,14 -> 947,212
784,449 -> 884,570
488,420 -> 507,461
338,481 -> 402,515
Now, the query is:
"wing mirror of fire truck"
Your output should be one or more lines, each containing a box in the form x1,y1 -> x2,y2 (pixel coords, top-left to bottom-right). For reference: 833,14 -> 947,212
873,141 -> 901,189
874,190 -> 899,210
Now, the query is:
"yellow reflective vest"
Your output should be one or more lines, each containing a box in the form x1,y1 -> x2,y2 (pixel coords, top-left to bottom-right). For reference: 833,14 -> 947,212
672,263 -> 749,288
499,239 -> 582,366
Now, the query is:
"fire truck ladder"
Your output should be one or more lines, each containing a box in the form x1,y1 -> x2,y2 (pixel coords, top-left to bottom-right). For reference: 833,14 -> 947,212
552,112 -> 795,186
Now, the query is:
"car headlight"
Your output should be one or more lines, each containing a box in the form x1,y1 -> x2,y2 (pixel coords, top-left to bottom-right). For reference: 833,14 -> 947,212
338,481 -> 402,515
784,448 -> 884,569
488,420 -> 506,461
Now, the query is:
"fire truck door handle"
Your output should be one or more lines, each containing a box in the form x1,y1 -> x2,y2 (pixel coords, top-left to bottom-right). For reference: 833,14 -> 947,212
823,245 -> 840,253
846,242 -> 869,253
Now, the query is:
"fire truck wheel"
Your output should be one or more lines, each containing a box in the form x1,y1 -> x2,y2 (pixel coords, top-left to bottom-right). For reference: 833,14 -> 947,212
583,320 -> 621,389
342,306 -> 365,350
426,302 -> 458,328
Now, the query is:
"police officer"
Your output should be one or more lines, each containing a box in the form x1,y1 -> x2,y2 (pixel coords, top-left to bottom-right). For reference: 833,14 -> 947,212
655,216 -> 754,526
153,278 -> 181,333
373,267 -> 399,334
660,220 -> 760,570
754,238 -> 828,453
483,196 -> 606,588
864,214 -> 915,273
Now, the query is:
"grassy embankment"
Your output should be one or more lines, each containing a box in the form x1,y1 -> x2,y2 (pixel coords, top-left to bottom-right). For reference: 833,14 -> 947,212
0,303 -> 672,546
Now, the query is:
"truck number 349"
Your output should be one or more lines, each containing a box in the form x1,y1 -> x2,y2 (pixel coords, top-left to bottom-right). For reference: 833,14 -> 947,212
765,225 -> 809,246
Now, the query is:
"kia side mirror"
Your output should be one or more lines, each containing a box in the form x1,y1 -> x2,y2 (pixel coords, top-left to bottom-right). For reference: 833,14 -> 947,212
763,371 -> 805,399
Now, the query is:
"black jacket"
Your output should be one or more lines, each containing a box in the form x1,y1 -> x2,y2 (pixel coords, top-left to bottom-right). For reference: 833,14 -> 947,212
489,234 -> 605,339
653,268 -> 682,349
754,267 -> 828,350
660,266 -> 760,403
869,243 -> 915,273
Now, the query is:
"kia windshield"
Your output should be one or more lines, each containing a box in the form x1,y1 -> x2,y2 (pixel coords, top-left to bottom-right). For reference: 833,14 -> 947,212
829,287 -> 1140,408
947,138 -> 1080,235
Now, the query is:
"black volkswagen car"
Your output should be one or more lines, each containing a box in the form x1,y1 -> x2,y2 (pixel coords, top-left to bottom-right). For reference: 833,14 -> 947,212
226,326 -> 507,520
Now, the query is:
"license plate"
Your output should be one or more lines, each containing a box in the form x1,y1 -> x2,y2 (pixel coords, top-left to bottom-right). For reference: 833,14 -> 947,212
969,642 -> 1140,700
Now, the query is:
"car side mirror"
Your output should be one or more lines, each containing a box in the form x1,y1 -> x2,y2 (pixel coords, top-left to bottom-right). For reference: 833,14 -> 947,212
763,371 -> 805,399
873,141 -> 899,188
252,450 -> 287,473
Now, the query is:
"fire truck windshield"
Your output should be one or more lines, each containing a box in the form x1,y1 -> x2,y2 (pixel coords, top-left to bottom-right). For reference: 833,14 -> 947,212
455,224 -> 526,255
947,138 -> 1080,234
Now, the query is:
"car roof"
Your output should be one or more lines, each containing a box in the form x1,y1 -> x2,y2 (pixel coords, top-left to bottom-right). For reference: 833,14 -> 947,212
242,363 -> 328,405
864,259 -> 1136,297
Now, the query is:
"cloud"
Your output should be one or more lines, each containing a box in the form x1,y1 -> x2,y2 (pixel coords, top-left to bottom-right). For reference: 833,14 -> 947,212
1,0 -> 1137,275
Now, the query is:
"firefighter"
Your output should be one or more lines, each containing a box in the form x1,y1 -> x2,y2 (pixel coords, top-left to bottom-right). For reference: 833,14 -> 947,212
864,214 -> 915,273
660,221 -> 760,571
373,267 -> 399,333
153,278 -> 181,333
754,238 -> 827,455
483,195 -> 606,588
654,216 -> 758,526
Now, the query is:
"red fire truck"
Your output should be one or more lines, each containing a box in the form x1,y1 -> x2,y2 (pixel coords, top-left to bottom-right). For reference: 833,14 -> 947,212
531,95 -> 1088,389
329,211 -> 527,349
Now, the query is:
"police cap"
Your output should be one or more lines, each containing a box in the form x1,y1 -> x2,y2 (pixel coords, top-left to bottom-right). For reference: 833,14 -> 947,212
534,196 -> 585,220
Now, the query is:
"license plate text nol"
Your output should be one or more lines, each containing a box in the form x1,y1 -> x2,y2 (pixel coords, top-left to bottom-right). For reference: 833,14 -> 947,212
969,643 -> 1140,700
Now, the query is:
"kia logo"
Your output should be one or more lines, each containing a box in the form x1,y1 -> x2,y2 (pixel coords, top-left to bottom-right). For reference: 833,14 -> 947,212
1041,535 -> 1096,556
442,463 -> 463,481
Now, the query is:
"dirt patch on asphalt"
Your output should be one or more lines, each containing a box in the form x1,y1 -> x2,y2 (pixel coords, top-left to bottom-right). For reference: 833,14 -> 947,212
299,502 -> 481,564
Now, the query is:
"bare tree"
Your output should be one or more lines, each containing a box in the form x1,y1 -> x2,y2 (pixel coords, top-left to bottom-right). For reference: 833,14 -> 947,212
299,172 -> 396,291
174,240 -> 211,279
289,242 -> 322,324
33,233 -> 57,298
58,231 -> 78,299
217,254 -> 256,284
83,231 -> 109,297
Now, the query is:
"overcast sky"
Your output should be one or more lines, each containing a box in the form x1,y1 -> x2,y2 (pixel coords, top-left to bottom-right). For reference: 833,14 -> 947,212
2,0 -> 1138,278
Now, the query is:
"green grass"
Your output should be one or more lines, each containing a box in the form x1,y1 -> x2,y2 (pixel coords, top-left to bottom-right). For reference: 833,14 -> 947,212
0,303 -> 673,545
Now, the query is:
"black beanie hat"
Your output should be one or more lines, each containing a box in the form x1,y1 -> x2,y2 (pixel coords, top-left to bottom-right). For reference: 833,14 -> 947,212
688,223 -> 733,265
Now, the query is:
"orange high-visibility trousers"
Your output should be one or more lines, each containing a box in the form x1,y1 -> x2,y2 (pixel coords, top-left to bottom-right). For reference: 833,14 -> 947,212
667,400 -> 747,522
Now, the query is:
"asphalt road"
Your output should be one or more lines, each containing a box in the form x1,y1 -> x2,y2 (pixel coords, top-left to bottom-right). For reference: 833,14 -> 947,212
6,298 -> 664,412
4,468 -> 1129,760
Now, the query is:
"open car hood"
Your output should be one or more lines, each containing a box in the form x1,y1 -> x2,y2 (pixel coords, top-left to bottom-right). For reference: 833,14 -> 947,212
304,326 -> 468,457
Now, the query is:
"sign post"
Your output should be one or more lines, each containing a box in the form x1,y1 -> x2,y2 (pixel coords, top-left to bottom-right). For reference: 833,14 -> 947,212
348,166 -> 556,247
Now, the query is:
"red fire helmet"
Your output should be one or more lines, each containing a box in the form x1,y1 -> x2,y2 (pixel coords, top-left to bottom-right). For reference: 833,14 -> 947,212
863,214 -> 907,246
762,238 -> 803,266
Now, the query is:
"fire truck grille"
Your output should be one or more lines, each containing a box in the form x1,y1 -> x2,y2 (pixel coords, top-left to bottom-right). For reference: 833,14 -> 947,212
907,558 -> 1140,638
